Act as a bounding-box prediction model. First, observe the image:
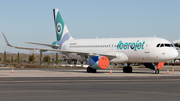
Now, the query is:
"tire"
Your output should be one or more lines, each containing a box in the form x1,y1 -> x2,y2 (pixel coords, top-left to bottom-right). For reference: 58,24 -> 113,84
123,66 -> 127,73
127,67 -> 132,73
87,67 -> 97,73
87,67 -> 91,73
154,69 -> 159,74
156,69 -> 159,74
123,66 -> 132,73
92,69 -> 97,73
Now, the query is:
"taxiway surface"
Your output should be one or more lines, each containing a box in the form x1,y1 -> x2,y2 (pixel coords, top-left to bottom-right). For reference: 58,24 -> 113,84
0,68 -> 180,101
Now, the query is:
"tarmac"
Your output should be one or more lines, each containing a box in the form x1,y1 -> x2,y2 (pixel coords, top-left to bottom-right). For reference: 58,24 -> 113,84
0,66 -> 180,77
0,66 -> 180,101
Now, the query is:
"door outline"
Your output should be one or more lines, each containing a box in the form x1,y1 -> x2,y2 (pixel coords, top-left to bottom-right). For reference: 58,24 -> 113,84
144,40 -> 152,53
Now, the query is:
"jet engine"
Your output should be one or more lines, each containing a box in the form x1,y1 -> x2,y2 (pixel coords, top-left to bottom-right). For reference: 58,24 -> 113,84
88,56 -> 109,69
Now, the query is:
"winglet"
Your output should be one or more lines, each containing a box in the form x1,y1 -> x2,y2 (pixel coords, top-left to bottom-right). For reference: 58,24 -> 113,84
2,32 -> 14,47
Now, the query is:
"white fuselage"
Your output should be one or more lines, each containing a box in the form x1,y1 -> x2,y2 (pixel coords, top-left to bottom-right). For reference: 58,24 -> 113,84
61,37 -> 178,63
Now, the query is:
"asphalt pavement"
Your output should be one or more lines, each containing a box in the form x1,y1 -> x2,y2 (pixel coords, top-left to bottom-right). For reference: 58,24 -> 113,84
0,68 -> 180,101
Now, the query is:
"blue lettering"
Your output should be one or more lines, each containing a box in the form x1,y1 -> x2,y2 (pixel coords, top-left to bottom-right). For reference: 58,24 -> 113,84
142,41 -> 145,49
117,40 -> 145,51
131,43 -> 135,50
124,43 -> 128,49
137,42 -> 141,49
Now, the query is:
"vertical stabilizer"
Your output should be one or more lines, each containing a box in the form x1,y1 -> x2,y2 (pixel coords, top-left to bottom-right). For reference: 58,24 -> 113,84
53,9 -> 73,49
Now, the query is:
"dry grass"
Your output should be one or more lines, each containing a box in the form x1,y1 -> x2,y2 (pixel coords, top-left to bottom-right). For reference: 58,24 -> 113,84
0,62 -> 43,68
0,62 -> 84,68
23,64 -> 43,68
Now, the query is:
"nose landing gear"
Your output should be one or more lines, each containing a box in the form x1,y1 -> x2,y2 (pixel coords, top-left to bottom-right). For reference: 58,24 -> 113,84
154,69 -> 159,74
144,63 -> 160,74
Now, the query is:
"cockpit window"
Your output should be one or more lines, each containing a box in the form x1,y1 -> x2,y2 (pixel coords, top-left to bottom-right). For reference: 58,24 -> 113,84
171,44 -> 174,47
157,43 -> 174,47
156,44 -> 160,47
160,44 -> 164,47
165,44 -> 171,47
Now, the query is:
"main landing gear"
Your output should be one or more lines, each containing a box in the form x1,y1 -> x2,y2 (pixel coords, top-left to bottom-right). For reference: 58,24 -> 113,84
123,64 -> 132,73
87,66 -> 97,73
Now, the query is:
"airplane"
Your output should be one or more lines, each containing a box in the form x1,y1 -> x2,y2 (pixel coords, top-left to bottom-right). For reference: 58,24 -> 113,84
172,40 -> 180,64
2,9 -> 178,74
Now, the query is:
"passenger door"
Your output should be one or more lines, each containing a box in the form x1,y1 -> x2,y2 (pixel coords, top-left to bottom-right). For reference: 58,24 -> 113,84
144,40 -> 152,53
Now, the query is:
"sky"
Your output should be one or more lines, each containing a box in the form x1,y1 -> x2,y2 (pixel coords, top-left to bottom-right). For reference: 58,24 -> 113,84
0,0 -> 180,53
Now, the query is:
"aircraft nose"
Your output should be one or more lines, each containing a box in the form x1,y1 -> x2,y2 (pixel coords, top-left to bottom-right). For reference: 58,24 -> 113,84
168,49 -> 178,59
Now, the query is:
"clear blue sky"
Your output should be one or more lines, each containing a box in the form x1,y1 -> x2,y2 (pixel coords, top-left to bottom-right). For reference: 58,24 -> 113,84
0,0 -> 180,53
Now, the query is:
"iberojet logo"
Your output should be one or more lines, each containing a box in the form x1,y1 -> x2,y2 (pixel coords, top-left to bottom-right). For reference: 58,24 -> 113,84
117,40 -> 145,51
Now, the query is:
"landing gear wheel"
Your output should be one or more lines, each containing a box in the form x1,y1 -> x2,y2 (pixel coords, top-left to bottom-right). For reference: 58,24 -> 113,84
123,66 -> 132,73
87,67 -> 91,73
123,67 -> 127,73
87,67 -> 97,73
154,69 -> 159,74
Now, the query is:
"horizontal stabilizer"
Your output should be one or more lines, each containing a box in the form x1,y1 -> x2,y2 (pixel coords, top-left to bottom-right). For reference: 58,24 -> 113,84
25,42 -> 59,48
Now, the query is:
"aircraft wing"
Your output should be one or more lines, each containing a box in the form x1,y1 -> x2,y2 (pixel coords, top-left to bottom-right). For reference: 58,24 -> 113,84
2,33 -> 116,59
25,42 -> 59,49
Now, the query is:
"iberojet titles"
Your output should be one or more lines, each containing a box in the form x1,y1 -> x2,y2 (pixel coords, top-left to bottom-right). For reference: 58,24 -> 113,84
117,40 -> 145,51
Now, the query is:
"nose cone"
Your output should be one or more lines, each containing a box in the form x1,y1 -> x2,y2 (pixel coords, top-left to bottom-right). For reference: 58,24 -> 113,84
168,48 -> 178,60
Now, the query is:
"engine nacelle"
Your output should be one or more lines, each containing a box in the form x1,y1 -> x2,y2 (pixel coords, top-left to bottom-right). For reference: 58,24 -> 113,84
88,56 -> 109,69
